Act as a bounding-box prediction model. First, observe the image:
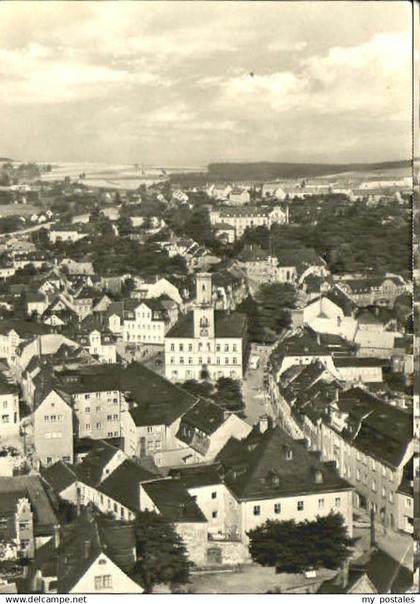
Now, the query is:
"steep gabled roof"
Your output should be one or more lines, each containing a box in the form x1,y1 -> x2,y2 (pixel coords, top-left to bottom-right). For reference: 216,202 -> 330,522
97,459 -> 157,512
217,425 -> 351,501
166,310 -> 247,339
141,479 -> 207,523
31,511 -> 140,593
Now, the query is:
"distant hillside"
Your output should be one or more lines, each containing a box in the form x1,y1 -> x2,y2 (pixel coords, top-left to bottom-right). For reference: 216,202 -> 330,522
0,158 -> 13,163
207,160 -> 411,181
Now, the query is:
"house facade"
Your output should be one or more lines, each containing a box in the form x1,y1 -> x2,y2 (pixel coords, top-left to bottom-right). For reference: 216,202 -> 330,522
164,273 -> 247,382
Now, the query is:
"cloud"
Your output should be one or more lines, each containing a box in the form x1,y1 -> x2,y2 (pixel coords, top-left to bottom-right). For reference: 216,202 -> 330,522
0,44 -> 163,104
220,31 -> 411,118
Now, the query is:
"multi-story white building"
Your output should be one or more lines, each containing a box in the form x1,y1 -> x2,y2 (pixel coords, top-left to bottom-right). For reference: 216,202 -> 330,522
123,298 -> 178,345
0,377 -> 19,436
209,205 -> 288,239
164,273 -> 247,382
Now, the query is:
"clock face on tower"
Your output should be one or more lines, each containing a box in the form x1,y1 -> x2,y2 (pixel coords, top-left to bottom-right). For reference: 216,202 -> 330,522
200,327 -> 209,336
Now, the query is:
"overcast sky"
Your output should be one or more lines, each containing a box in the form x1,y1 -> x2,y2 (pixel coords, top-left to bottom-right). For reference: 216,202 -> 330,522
0,1 -> 413,166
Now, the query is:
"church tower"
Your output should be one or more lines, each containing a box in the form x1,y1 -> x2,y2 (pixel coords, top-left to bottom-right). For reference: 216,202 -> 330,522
193,273 -> 215,338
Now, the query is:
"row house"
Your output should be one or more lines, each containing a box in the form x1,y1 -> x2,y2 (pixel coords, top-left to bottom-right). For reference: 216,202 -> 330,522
41,440 -> 156,522
269,327 -> 336,379
122,373 -> 251,468
0,476 -> 58,559
25,511 -> 143,594
0,376 -> 20,436
209,205 -> 288,239
48,225 -> 88,244
336,275 -> 408,308
293,386 -> 414,533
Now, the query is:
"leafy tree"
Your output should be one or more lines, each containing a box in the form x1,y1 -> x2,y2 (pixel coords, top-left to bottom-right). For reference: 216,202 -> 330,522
117,214 -> 132,237
238,283 -> 295,343
179,379 -> 214,399
213,377 -> 245,414
248,512 -> 355,574
132,511 -> 192,592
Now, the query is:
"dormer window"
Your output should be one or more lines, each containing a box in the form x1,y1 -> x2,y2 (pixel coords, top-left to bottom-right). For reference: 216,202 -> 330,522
314,470 -> 323,484
285,448 -> 293,460
271,474 -> 280,487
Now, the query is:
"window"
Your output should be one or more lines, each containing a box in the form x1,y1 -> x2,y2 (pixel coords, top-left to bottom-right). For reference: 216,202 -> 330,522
225,358 -> 229,365
94,575 -> 112,590
107,415 -> 112,421
297,501 -> 304,511
85,424 -> 91,429
1,415 -> 9,423
233,357 -> 237,365
212,511 -> 218,518
406,497 -> 412,507
179,344 -> 184,352
216,344 -> 221,352
170,343 -> 175,352
216,357 -> 220,365
224,344 -> 229,352
211,491 -> 217,499
96,422 -> 101,429
63,456 -> 70,462
232,344 -> 237,352
318,498 -> 325,509
253,505 -> 261,516
188,344 -> 193,352
19,522 -> 29,531
335,497 -> 341,508
44,415 -> 50,422
274,503 -> 281,514
85,407 -> 90,413
85,394 -> 90,400
2,401 -> 7,409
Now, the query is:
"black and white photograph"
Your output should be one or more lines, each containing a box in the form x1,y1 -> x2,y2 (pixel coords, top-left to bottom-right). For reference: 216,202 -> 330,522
0,0 -> 417,597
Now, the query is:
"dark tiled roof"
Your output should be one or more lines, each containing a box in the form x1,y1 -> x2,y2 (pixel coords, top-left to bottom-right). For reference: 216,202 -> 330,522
0,476 -> 57,534
334,357 -> 385,368
337,387 -> 412,468
41,461 -> 77,494
0,319 -> 51,338
31,511 -> 139,593
168,463 -> 222,488
73,440 -> 120,487
142,479 -> 207,523
179,399 -> 225,435
98,460 -> 157,512
216,426 -> 351,501
166,310 -> 247,338
0,375 -> 18,395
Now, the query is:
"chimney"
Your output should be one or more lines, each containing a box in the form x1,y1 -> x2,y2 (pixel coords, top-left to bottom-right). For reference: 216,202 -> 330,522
259,414 -> 269,433
53,524 -> 60,549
